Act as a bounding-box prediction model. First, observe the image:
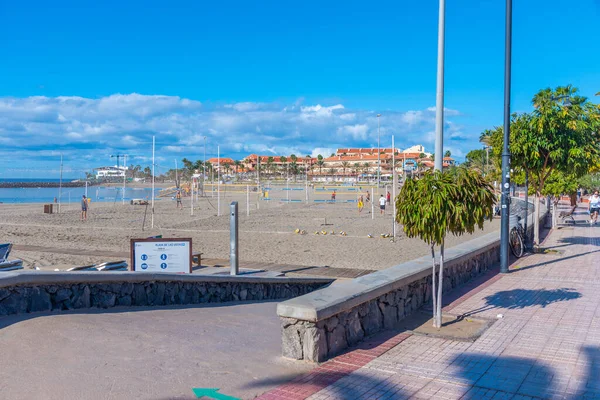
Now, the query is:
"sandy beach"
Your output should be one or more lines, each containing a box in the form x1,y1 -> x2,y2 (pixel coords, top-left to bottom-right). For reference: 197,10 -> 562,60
1,188 -> 499,272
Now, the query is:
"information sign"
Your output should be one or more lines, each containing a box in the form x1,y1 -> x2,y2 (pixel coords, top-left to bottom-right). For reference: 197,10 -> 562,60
130,238 -> 192,274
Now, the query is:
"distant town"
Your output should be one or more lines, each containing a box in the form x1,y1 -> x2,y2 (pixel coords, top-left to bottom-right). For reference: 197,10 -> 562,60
94,144 -> 456,183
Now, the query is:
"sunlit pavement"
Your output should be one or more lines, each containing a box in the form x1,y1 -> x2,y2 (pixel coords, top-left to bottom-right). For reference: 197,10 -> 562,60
260,206 -> 600,400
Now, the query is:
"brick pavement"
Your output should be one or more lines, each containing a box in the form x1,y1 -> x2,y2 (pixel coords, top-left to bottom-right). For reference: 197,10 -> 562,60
260,208 -> 600,399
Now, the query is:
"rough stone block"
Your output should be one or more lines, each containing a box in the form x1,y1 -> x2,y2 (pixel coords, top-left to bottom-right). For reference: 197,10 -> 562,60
117,295 -> 132,307
327,324 -> 347,357
55,288 -> 72,303
29,287 -> 52,313
0,288 -> 11,302
93,292 -> 116,309
362,301 -> 383,336
345,310 -> 364,346
73,286 -> 91,309
120,282 -> 134,296
133,284 -> 147,306
303,326 -> 327,362
0,293 -> 27,315
380,302 -> 398,329
281,323 -> 304,360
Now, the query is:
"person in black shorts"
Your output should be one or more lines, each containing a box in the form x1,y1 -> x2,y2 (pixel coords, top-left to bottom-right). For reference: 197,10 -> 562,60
81,195 -> 88,221
379,194 -> 386,215
176,190 -> 183,209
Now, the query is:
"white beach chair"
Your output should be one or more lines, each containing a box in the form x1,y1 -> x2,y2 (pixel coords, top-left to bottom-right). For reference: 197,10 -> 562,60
0,243 -> 24,271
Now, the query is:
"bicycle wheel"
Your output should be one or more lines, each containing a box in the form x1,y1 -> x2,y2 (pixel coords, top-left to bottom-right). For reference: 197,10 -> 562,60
509,227 -> 524,258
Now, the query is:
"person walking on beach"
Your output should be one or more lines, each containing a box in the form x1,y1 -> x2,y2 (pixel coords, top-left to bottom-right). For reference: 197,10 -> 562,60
386,191 -> 391,205
331,190 -> 336,201
589,190 -> 600,225
366,191 -> 370,202
176,190 -> 183,209
357,195 -> 364,213
81,195 -> 88,221
379,194 -> 386,215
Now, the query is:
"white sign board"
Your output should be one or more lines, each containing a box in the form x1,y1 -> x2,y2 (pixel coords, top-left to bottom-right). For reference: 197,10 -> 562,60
130,238 -> 192,274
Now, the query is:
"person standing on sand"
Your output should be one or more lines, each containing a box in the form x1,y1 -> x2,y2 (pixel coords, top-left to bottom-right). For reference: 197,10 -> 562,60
379,194 -> 386,215
176,190 -> 183,209
81,195 -> 88,221
357,195 -> 364,213
366,191 -> 370,202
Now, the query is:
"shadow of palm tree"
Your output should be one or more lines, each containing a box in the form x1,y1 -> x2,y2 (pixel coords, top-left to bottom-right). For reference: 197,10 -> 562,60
450,354 -> 555,398
572,346 -> 600,398
460,288 -> 581,317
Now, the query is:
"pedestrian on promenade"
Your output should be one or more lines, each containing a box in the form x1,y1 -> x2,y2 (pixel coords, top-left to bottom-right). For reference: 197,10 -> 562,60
387,191 -> 391,205
379,194 -> 386,215
589,190 -> 600,225
331,190 -> 336,201
81,195 -> 88,221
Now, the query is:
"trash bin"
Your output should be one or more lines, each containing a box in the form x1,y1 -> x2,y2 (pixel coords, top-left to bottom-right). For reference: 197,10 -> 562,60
44,204 -> 53,214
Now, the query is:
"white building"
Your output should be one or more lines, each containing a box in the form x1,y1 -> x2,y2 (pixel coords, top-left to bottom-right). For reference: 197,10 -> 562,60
95,166 -> 128,179
402,145 -> 425,154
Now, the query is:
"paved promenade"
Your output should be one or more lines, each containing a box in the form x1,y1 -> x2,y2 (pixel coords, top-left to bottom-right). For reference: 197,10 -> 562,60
260,210 -> 600,399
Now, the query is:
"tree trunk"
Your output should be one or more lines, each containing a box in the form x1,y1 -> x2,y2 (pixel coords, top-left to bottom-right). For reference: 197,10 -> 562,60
431,245 -> 437,323
434,242 -> 444,328
533,193 -> 541,246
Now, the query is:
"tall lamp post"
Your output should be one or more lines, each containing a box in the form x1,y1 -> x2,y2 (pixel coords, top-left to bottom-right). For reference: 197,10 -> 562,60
434,0 -> 445,172
500,0 -> 513,274
377,114 -> 381,188
203,136 -> 207,197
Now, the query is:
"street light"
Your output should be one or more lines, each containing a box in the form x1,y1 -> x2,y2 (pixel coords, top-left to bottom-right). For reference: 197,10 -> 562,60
500,0 -> 512,274
203,136 -> 207,197
377,114 -> 381,188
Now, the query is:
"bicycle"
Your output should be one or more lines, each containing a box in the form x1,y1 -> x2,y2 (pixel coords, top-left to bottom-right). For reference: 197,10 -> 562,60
509,215 -> 525,258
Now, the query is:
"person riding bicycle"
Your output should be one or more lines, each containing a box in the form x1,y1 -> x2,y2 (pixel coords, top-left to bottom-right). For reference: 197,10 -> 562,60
589,190 -> 600,225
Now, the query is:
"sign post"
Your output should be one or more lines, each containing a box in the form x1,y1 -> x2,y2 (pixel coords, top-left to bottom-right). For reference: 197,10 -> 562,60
130,238 -> 192,274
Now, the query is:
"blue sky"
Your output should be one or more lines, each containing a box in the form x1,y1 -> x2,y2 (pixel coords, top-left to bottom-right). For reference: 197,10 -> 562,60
0,0 -> 599,178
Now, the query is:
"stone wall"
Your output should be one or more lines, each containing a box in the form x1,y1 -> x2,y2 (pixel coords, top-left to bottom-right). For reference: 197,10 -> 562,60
279,242 -> 500,362
278,198 -> 546,363
0,273 -> 332,316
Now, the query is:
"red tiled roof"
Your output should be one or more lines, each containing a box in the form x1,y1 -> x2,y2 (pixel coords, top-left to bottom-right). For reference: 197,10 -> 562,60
208,157 -> 236,164
324,154 -> 391,162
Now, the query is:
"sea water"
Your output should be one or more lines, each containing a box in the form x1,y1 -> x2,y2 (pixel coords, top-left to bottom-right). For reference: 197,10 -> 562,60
0,185 -> 160,204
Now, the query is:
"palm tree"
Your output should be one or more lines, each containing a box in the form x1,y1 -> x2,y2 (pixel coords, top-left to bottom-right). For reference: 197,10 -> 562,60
396,169 -> 495,327
234,160 -> 242,176
444,150 -> 452,158
341,161 -> 350,177
143,166 -> 152,178
267,156 -> 275,175
181,158 -> 194,178
419,153 -> 426,159
362,162 -> 370,176
316,159 -> 325,175
279,156 -> 288,178
290,161 -> 299,181
223,162 -> 231,176
353,162 -> 360,178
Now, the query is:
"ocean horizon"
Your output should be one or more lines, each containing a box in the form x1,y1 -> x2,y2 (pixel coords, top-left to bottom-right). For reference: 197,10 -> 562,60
0,178 -> 71,183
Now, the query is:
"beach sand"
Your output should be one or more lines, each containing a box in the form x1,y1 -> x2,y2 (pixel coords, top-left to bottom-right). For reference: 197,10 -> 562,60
1,190 -> 499,271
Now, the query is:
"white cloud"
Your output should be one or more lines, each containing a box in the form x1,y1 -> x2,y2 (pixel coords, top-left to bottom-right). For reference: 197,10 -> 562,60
0,94 -> 476,176
337,124 -> 369,140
